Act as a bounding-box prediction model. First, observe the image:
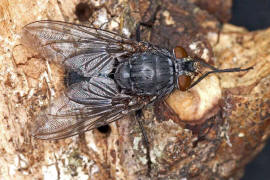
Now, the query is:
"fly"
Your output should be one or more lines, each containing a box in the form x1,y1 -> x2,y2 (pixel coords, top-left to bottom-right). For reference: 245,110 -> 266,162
21,20 -> 252,140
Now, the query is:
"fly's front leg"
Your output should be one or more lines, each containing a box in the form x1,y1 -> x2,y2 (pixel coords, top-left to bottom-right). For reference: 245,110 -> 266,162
136,5 -> 161,42
136,22 -> 153,42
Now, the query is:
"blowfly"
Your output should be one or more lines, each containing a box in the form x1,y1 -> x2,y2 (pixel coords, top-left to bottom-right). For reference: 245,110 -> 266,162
22,20 -> 252,139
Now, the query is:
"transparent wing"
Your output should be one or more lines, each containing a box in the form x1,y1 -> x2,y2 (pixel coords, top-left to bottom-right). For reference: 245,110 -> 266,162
22,20 -> 139,76
32,77 -> 147,140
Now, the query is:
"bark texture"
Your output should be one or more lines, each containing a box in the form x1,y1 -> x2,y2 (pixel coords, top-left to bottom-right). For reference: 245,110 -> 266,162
0,0 -> 269,179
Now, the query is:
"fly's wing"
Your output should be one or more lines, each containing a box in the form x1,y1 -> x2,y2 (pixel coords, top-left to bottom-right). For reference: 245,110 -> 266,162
32,77 -> 147,140
22,20 -> 139,76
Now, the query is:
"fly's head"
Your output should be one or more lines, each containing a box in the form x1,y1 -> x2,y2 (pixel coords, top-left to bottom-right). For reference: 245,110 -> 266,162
173,46 -> 200,91
172,46 -> 253,91
162,46 -> 252,126
174,58 -> 200,91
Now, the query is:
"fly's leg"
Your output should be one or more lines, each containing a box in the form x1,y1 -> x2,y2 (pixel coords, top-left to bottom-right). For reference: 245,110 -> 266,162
214,22 -> 222,46
135,109 -> 152,176
135,22 -> 153,42
135,5 -> 161,42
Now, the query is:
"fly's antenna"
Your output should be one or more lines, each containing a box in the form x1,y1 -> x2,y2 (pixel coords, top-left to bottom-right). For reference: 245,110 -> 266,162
188,59 -> 253,89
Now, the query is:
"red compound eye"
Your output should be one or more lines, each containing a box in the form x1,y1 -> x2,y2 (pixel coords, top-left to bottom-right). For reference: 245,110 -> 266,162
174,46 -> 191,91
178,75 -> 191,91
173,46 -> 188,58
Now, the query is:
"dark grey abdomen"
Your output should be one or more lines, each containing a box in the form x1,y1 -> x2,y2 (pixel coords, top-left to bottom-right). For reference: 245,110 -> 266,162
114,52 -> 175,96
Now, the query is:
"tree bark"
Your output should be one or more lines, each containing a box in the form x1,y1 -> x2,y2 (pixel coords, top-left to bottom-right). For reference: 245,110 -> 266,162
0,0 -> 269,179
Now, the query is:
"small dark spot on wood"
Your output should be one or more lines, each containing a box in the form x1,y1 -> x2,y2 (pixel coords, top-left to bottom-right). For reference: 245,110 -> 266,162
75,2 -> 93,22
116,140 -> 119,146
97,125 -> 111,134
4,73 -> 13,88
236,36 -> 244,45
110,149 -> 116,163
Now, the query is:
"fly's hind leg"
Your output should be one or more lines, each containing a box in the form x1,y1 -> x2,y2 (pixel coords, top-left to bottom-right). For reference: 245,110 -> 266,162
135,109 -> 152,176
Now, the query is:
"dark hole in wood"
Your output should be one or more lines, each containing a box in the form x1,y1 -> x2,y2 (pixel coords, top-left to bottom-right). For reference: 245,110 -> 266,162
75,2 -> 93,22
97,125 -> 111,134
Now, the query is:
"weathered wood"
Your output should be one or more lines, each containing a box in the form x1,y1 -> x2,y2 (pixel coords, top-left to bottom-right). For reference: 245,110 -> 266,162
0,0 -> 269,179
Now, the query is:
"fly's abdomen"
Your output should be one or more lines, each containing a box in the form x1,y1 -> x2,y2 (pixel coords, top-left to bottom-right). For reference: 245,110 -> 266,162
115,52 -> 175,96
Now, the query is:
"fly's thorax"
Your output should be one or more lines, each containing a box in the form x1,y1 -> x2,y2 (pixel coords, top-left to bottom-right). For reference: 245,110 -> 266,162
114,52 -> 175,96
